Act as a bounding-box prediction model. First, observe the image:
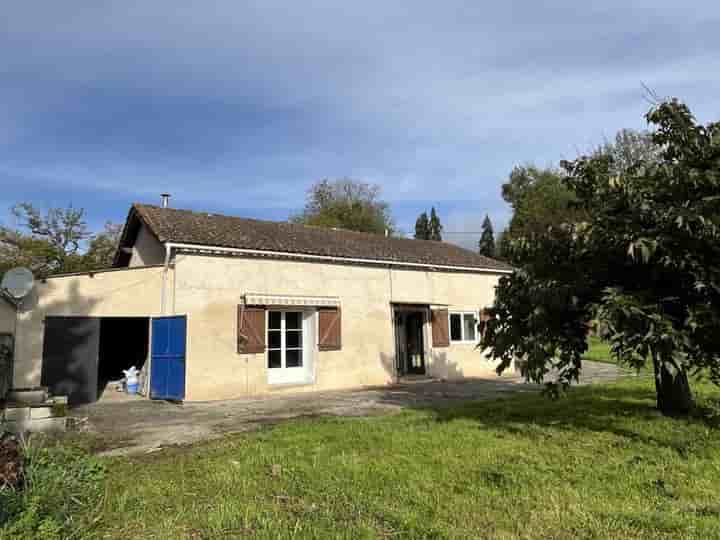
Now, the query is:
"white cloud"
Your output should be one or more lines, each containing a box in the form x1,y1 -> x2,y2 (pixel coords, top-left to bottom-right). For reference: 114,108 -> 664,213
1,0 -> 718,227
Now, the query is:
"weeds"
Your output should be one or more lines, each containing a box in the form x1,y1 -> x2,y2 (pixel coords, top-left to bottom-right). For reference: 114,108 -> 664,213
0,435 -> 105,539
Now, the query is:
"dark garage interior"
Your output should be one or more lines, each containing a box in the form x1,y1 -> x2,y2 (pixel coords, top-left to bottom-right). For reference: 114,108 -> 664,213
42,316 -> 150,405
97,317 -> 149,398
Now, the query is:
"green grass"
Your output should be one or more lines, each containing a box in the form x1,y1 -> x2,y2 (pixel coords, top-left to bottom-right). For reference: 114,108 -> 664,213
60,378 -> 720,539
583,336 -> 655,375
584,335 -> 615,364
4,378 -> 720,539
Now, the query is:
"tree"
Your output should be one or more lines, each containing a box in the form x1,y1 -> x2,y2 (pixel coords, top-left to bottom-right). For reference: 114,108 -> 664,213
596,128 -> 662,176
292,179 -> 395,235
500,165 -> 582,266
478,215 -> 495,257
0,204 -> 122,280
481,99 -> 720,417
428,207 -> 442,241
414,212 -> 430,240
1,204 -> 91,277
83,222 -> 123,270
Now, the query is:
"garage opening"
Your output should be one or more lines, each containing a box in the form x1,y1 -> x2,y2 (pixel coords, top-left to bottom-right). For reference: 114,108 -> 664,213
42,316 -> 150,405
97,317 -> 150,399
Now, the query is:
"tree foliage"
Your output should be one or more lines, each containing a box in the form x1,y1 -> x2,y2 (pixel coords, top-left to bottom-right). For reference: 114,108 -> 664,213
428,207 -> 442,241
478,215 -> 495,257
0,204 -> 121,279
292,179 -> 395,235
482,100 -> 720,416
414,207 -> 443,241
499,165 -> 581,264
414,212 -> 430,240
83,222 -> 123,271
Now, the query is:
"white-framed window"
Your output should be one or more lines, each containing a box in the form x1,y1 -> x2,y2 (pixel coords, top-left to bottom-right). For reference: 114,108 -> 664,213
449,311 -> 478,343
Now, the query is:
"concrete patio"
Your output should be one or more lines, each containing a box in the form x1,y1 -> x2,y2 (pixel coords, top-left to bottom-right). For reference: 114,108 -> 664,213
72,360 -> 632,455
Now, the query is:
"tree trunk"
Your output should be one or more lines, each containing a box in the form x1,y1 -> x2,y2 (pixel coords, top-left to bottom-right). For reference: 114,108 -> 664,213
652,354 -> 693,417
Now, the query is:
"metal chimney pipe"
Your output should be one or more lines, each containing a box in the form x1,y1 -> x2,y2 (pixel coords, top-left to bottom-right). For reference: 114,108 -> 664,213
161,193 -> 171,208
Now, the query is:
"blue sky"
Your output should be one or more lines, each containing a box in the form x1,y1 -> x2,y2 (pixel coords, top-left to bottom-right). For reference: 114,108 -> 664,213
1,2 -> 718,249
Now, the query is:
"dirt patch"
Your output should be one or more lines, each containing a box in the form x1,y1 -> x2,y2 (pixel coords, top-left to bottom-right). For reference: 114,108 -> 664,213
0,435 -> 23,489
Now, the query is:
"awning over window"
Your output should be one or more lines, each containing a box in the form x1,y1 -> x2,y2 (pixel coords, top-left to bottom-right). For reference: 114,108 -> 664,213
243,293 -> 341,308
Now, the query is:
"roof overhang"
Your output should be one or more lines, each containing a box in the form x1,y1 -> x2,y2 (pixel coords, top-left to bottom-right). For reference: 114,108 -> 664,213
166,242 -> 514,275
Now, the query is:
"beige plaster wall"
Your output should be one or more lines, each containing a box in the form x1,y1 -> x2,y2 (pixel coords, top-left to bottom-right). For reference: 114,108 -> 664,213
12,266 -> 167,388
0,300 -> 16,336
173,254 -> 506,401
129,225 -> 165,267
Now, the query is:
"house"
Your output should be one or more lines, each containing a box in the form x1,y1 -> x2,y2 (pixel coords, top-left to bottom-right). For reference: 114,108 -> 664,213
10,201 -> 513,404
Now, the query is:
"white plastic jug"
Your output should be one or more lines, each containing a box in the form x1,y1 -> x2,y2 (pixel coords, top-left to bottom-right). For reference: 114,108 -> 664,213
123,366 -> 140,394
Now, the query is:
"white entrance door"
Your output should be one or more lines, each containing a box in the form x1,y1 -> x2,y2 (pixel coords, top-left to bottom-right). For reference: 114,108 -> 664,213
267,310 -> 315,385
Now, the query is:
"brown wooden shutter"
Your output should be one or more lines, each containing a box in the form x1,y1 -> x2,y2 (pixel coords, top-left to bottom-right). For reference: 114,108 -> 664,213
237,305 -> 266,354
431,309 -> 450,347
318,307 -> 342,351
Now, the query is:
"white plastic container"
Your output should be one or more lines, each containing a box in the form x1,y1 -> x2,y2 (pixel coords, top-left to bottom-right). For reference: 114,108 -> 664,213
123,366 -> 140,395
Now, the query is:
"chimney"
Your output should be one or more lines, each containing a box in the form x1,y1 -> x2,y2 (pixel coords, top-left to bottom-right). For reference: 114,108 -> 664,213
160,193 -> 171,208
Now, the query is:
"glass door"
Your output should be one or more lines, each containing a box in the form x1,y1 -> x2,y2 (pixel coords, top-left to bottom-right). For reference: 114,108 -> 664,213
267,310 -> 314,385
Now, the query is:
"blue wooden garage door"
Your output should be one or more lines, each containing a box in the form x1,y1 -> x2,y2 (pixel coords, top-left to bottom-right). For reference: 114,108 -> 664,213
150,316 -> 186,400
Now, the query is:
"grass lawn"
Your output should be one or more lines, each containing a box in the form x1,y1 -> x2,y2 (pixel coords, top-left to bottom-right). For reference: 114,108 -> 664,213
14,377 -> 712,539
584,336 -> 615,364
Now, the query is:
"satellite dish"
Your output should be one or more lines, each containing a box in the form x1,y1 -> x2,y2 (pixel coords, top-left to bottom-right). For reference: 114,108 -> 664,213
1,267 -> 35,300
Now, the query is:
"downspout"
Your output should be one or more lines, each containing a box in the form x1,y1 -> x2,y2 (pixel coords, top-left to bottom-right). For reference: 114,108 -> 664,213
160,243 -> 172,315
388,264 -> 399,382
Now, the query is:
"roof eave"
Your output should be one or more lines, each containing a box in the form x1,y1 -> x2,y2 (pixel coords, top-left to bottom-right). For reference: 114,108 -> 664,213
165,241 -> 514,274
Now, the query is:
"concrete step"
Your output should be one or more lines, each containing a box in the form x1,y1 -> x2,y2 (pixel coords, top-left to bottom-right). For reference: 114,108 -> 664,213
1,395 -> 70,435
1,416 -> 68,434
7,387 -> 49,405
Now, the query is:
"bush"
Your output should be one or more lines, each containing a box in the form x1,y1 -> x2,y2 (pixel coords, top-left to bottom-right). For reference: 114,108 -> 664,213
0,435 -> 105,539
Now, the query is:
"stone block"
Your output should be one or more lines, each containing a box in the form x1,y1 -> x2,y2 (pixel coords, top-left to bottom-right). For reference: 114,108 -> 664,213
30,406 -> 55,420
3,406 -> 30,422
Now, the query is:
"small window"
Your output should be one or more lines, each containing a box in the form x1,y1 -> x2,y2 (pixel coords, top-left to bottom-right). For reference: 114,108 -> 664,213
449,311 -> 479,343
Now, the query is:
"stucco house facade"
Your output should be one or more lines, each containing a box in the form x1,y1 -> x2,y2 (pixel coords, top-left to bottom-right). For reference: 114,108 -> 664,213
10,203 -> 513,404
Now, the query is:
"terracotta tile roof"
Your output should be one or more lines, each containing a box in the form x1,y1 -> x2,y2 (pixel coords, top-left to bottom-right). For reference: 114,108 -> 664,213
122,203 -> 513,272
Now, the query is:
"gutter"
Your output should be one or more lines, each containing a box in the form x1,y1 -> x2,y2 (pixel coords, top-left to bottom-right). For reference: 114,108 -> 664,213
165,242 -> 513,275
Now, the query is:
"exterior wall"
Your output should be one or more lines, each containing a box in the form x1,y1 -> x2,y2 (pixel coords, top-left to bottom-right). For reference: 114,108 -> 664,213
12,266 -> 168,389
173,253 -> 507,401
10,251 -> 508,400
0,300 -> 15,336
129,225 -> 165,267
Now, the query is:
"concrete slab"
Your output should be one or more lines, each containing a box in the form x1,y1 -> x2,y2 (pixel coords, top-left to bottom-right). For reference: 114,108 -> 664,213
72,361 -> 635,456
